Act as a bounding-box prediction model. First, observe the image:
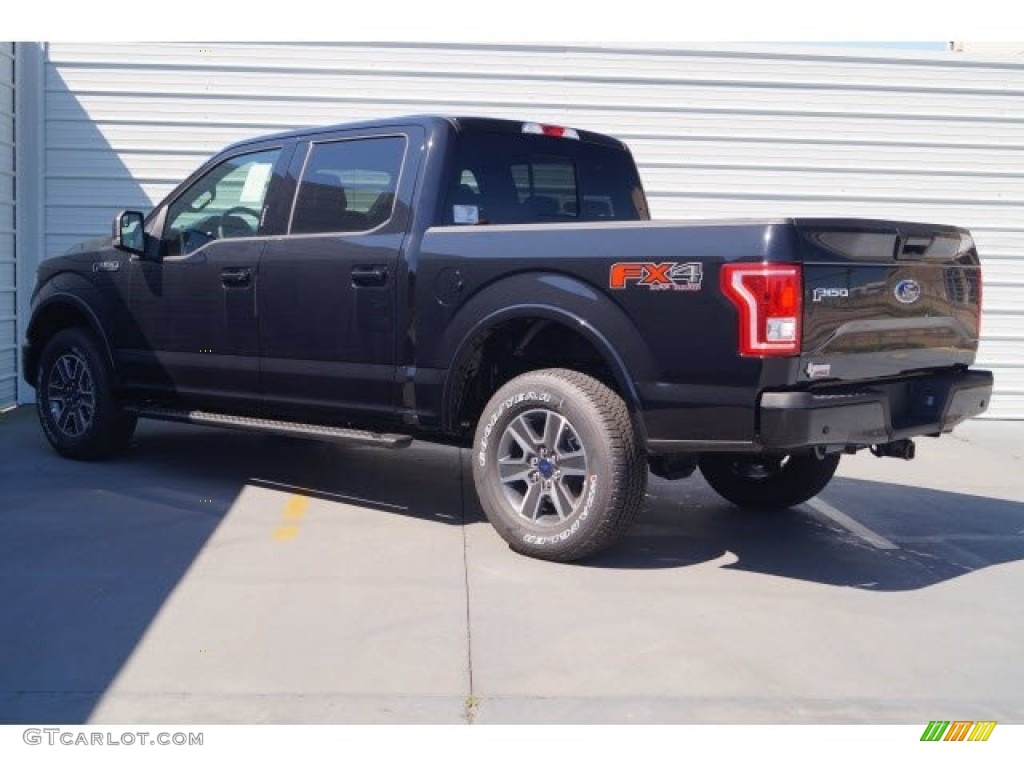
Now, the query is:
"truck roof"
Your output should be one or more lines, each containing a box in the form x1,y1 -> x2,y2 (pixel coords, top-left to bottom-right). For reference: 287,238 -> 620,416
224,115 -> 627,153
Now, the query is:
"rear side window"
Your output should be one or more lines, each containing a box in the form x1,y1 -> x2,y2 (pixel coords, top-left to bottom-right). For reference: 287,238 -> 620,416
290,136 -> 406,235
443,132 -> 648,226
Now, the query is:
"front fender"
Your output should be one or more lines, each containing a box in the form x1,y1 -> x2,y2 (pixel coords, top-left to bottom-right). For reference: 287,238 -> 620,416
24,276 -> 115,384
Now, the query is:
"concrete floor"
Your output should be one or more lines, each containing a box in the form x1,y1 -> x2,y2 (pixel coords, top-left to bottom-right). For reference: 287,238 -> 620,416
1,406 -> 1021,724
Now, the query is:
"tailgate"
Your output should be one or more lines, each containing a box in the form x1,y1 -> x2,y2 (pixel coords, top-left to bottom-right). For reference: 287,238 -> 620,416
795,219 -> 981,382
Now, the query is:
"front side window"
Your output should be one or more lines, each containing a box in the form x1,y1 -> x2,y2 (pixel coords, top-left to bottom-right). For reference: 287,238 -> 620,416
163,148 -> 280,256
290,136 -> 406,235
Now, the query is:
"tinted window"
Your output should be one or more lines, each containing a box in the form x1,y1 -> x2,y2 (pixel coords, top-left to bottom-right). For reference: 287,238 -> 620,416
290,136 -> 406,235
510,157 -> 577,220
442,132 -> 648,226
163,148 -> 280,256
459,169 -> 480,192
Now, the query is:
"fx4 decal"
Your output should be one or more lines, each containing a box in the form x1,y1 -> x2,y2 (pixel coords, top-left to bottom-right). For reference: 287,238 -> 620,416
609,262 -> 703,292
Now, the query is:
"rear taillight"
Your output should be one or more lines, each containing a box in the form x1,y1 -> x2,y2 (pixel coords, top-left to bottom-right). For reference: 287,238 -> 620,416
720,263 -> 802,357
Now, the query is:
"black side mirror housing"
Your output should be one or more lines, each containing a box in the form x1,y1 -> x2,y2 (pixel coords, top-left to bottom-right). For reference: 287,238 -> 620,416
113,210 -> 146,256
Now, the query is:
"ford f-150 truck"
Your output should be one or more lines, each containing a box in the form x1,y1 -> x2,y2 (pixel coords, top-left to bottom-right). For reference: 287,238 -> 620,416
22,115 -> 993,561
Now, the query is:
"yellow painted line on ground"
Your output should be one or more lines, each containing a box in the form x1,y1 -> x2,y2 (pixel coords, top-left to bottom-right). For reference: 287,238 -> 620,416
283,495 -> 309,520
273,494 -> 310,540
273,525 -> 300,541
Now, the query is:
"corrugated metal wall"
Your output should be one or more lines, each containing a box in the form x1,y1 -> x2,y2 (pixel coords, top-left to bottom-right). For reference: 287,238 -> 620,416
0,43 -> 15,409
40,42 -> 1024,417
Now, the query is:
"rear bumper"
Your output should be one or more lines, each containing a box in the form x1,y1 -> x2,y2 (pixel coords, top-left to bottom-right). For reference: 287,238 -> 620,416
758,369 -> 993,451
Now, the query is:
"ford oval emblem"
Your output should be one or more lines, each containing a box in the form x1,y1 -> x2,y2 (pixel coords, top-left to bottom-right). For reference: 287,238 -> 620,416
894,278 -> 922,305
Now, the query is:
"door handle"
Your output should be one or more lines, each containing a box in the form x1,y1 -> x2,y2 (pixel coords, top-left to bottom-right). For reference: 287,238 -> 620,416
221,267 -> 252,287
352,265 -> 389,287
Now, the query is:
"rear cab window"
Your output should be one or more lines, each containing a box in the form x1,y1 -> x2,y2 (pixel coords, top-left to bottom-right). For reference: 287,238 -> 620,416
441,127 -> 649,226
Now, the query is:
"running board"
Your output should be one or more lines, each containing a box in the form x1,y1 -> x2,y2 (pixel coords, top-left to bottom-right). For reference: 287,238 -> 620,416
128,406 -> 413,449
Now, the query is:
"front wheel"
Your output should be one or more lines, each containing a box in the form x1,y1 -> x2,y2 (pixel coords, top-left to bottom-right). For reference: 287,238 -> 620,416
472,369 -> 646,562
36,328 -> 137,460
699,452 -> 840,509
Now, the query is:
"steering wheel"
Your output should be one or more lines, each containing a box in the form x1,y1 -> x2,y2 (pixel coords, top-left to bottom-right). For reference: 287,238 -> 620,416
217,206 -> 262,238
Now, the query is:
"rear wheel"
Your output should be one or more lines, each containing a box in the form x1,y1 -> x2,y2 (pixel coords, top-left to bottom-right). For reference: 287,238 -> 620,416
472,369 -> 646,562
36,328 -> 136,459
699,452 -> 840,509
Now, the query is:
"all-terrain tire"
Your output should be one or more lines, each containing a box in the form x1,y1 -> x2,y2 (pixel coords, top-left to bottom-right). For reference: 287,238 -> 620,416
699,452 -> 840,509
472,369 -> 646,562
36,327 -> 137,460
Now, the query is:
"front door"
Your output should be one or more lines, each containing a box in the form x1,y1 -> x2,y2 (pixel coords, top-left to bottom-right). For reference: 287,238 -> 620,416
258,130 -> 418,423
122,145 -> 288,408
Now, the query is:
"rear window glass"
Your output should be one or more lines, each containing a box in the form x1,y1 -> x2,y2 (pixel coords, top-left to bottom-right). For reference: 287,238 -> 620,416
441,132 -> 648,226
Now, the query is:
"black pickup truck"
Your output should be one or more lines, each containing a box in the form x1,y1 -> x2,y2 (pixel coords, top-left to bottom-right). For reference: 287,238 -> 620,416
22,115 -> 992,561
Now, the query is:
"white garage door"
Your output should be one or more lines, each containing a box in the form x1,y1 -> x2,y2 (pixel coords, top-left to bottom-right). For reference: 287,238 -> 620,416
39,42 -> 1024,417
0,43 -> 16,410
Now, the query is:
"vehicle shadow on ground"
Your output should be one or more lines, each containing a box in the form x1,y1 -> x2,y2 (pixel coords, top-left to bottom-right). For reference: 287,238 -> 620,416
584,474 -> 1024,591
2,409 -> 1021,724
122,416 -> 1024,595
0,411 -> 481,724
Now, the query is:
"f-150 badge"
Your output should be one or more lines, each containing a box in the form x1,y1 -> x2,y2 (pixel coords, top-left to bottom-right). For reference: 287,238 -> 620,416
813,287 -> 849,302
609,262 -> 703,291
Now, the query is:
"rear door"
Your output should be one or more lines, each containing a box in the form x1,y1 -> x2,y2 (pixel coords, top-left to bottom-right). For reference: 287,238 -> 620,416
797,219 -> 982,382
258,126 -> 422,423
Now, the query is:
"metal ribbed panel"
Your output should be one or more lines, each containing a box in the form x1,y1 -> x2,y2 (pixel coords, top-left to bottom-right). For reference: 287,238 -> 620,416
41,42 -> 1024,417
0,43 -> 16,409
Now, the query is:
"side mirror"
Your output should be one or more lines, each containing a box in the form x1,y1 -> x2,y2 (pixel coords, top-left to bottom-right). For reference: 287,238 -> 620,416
113,210 -> 146,255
